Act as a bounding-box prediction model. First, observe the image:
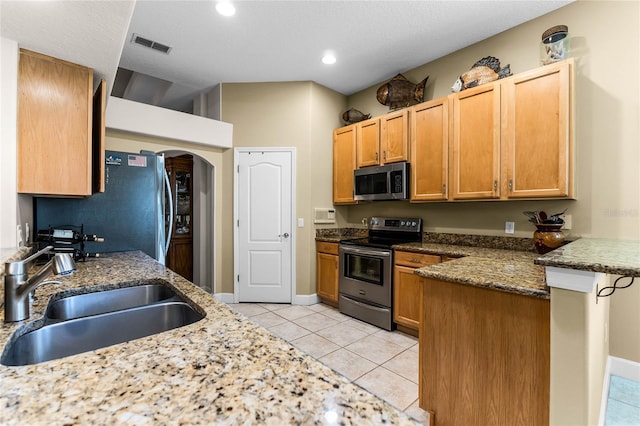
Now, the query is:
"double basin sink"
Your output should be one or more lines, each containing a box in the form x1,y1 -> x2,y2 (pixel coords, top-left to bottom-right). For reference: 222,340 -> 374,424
1,279 -> 205,366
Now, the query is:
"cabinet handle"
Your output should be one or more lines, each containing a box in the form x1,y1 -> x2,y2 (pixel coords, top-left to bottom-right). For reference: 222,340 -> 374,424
383,151 -> 387,160
493,180 -> 498,191
508,179 -> 513,192
442,184 -> 446,194
375,152 -> 379,162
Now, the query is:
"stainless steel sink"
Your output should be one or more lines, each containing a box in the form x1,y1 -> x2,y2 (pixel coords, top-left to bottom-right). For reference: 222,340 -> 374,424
45,283 -> 178,320
1,301 -> 204,366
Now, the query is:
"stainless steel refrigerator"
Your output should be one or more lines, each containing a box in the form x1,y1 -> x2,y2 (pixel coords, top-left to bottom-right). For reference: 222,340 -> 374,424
34,150 -> 172,264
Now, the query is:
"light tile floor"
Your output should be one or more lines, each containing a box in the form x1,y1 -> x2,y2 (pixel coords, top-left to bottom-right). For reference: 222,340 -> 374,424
226,302 -> 430,424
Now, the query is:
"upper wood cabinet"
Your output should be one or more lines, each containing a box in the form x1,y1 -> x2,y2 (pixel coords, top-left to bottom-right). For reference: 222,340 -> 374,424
356,110 -> 409,168
410,98 -> 449,201
332,59 -> 574,203
17,49 -> 103,196
92,79 -> 106,194
356,118 -> 380,167
333,125 -> 358,204
449,83 -> 501,200
380,109 -> 409,164
501,59 -> 573,198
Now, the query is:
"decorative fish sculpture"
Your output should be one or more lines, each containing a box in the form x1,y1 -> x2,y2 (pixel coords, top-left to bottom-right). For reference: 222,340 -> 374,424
377,73 -> 429,109
451,56 -> 512,92
342,108 -> 371,124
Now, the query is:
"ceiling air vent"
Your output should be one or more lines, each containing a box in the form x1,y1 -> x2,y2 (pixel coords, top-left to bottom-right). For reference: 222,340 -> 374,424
131,33 -> 172,54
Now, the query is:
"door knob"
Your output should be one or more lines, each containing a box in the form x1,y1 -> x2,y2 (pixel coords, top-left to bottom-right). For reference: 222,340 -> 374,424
278,233 -> 290,238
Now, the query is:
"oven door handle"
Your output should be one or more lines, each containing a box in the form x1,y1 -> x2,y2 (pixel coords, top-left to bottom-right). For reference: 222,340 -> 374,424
340,246 -> 391,257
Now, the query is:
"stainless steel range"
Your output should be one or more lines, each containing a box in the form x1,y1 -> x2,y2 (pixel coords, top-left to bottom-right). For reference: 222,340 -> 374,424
338,217 -> 422,330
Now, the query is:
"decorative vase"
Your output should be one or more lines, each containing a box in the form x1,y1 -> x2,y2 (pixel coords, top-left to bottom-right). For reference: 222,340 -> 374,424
533,224 -> 565,254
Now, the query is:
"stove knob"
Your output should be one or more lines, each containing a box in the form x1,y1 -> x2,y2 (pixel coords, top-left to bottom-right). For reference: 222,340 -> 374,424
400,221 -> 405,226
411,221 -> 417,227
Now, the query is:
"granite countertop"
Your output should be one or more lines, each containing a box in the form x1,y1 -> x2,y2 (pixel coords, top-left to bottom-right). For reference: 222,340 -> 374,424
0,251 -> 419,425
315,228 -> 367,243
394,243 -> 548,299
534,237 -> 640,277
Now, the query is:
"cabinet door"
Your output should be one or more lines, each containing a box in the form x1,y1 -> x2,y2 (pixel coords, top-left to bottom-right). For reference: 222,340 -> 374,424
17,49 -> 94,196
316,252 -> 339,303
502,60 -> 573,198
450,84 -> 501,200
410,99 -> 449,201
393,265 -> 424,330
394,252 -> 440,330
169,237 -> 193,281
333,125 -> 358,204
356,118 -> 380,168
381,109 -> 409,164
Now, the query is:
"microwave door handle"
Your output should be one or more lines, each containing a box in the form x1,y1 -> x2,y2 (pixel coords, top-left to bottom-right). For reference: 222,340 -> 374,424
342,247 -> 391,257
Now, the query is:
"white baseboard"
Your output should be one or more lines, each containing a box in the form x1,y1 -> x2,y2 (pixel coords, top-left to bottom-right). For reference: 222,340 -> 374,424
213,293 -> 235,304
292,293 -> 320,306
214,292 -> 320,306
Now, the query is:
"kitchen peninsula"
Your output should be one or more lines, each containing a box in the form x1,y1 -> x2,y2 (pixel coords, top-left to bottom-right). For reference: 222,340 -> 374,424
385,238 -> 548,425
403,236 -> 640,425
0,251 -> 419,425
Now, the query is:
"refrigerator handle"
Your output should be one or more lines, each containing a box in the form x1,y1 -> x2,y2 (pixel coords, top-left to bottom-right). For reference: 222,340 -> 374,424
164,169 -> 174,254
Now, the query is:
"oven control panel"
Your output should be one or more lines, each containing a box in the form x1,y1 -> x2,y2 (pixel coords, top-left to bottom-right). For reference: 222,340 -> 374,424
368,216 -> 422,232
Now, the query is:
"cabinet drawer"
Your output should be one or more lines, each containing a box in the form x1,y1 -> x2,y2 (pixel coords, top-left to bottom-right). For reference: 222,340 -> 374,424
394,250 -> 440,268
316,241 -> 339,255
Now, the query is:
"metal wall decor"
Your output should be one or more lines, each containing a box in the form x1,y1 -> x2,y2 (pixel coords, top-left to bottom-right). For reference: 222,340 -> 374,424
341,108 -> 371,124
376,73 -> 429,109
451,56 -> 512,92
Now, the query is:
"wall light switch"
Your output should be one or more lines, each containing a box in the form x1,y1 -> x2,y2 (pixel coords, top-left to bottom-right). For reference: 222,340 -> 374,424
297,218 -> 304,227
505,221 -> 515,234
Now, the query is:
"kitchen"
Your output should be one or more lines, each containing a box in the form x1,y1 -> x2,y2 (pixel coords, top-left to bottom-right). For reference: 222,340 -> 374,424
1,1 -> 640,425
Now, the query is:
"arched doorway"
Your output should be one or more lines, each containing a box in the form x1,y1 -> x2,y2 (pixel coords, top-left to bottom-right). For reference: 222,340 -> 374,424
162,150 -> 215,294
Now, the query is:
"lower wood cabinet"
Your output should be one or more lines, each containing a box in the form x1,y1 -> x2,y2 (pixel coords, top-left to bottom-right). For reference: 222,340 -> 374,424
420,278 -> 550,425
393,251 -> 440,330
316,241 -> 339,306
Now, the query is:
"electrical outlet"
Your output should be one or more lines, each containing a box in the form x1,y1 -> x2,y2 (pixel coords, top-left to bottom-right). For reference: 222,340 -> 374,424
563,214 -> 572,230
505,221 -> 515,234
16,224 -> 23,246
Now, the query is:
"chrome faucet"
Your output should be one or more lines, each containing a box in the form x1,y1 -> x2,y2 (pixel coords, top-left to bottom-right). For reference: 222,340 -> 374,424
4,246 -> 76,322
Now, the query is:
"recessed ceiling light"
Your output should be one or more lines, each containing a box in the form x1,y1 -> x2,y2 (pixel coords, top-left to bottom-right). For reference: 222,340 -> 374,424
216,1 -> 235,17
322,54 -> 336,65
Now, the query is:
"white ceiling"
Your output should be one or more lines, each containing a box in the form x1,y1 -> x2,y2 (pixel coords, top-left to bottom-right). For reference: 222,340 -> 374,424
1,0 -> 573,113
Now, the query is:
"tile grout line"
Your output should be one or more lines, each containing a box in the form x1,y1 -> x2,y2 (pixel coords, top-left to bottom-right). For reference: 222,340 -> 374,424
228,302 -> 428,423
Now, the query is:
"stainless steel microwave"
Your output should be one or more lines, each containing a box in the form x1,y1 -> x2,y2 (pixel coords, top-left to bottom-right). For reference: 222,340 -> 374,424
353,162 -> 410,201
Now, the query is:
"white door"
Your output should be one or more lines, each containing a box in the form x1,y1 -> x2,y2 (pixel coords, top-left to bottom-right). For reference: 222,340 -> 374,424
235,149 -> 294,303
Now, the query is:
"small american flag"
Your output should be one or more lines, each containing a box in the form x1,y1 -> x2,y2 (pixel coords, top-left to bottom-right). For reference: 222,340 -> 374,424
128,155 -> 148,167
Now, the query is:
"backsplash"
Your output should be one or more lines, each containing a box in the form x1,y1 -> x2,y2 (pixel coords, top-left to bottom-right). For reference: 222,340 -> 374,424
315,228 -> 367,239
422,232 -> 535,252
315,228 -> 536,252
